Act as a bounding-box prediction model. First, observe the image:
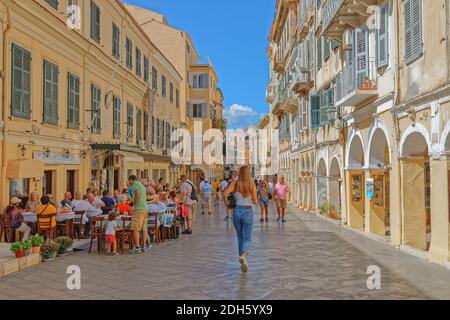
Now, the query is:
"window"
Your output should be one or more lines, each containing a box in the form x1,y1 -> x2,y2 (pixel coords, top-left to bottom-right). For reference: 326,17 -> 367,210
90,1 -> 101,43
404,0 -> 422,64
169,82 -> 174,103
67,73 -> 80,129
91,84 -> 101,133
136,48 -> 142,76
11,44 -> 31,119
192,74 -> 208,88
162,75 -> 167,97
136,109 -> 142,143
377,2 -> 389,68
317,36 -> 322,70
127,103 -> 133,140
310,94 -> 320,129
43,60 -> 59,125
144,111 -> 148,141
355,29 -> 369,87
175,89 -> 179,108
152,67 -> 158,90
45,0 -> 59,10
323,38 -> 330,61
301,99 -> 308,130
191,103 -> 206,118
113,96 -> 121,138
112,23 -> 120,59
126,38 -> 133,69
165,122 -> 171,150
144,56 -> 149,83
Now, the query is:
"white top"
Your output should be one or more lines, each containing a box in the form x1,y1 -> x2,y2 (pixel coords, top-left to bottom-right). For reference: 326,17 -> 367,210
180,181 -> 195,205
235,191 -> 254,207
105,220 -> 117,236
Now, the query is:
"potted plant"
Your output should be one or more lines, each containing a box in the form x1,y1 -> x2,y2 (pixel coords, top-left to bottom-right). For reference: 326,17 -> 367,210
31,235 -> 45,254
22,240 -> 32,256
327,205 -> 337,219
319,204 -> 329,215
55,236 -> 73,256
10,241 -> 25,259
41,242 -> 60,262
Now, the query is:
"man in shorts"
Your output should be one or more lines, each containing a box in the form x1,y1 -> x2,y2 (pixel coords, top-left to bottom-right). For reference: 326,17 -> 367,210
128,175 -> 149,254
179,174 -> 196,234
200,179 -> 213,215
274,175 -> 289,223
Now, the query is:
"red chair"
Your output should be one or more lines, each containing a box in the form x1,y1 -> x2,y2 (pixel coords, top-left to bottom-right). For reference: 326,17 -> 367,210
89,216 -> 106,254
116,216 -> 132,255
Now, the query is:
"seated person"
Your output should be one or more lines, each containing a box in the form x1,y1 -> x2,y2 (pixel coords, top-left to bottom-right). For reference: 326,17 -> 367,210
101,190 -> 116,215
35,195 -> 57,230
25,191 -> 41,212
6,197 -> 31,240
60,192 -> 73,211
117,194 -> 131,215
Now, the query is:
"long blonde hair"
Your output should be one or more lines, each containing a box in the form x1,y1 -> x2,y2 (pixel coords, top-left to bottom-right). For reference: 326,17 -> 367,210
236,166 -> 254,197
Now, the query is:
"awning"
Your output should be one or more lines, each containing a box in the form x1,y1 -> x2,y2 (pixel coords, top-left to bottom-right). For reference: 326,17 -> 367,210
114,150 -> 144,163
7,159 -> 44,179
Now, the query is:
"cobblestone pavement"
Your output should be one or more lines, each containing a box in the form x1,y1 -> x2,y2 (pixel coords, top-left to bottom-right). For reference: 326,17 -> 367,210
1,203 -> 450,300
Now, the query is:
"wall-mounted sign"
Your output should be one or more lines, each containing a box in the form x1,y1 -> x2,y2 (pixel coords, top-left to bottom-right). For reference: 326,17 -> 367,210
34,152 -> 81,165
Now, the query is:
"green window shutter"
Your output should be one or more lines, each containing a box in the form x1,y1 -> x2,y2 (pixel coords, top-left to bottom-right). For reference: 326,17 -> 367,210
90,1 -> 100,43
170,82 -> 174,103
91,84 -> 101,133
176,89 -> 179,108
144,56 -> 149,82
43,60 -> 59,125
45,0 -> 59,10
126,38 -> 133,69
162,75 -> 167,97
136,110 -> 142,142
331,40 -> 339,50
309,32 -> 314,68
152,67 -> 158,90
324,38 -> 330,61
310,94 -> 320,129
11,44 -> 31,119
67,73 -> 80,129
113,96 -> 121,138
112,23 -> 120,59
136,48 -> 141,76
377,2 -> 389,68
127,103 -> 133,140
317,36 -> 322,70
144,111 -> 148,142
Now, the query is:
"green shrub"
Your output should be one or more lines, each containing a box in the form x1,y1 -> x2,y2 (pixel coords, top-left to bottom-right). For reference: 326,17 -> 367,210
31,235 -> 45,247
55,236 -> 73,250
41,242 -> 60,255
10,242 -> 24,253
22,240 -> 32,250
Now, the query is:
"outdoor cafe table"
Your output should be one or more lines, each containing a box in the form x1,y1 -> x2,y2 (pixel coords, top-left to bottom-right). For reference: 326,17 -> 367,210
22,212 -> 76,237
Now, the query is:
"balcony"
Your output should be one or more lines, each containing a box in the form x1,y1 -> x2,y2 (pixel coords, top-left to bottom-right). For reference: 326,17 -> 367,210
279,84 -> 298,114
274,53 -> 285,74
291,63 -> 311,97
321,0 -> 377,40
335,61 -> 378,107
266,85 -> 276,103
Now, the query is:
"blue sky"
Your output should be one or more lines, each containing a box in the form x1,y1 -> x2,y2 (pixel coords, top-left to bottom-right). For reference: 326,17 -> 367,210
125,0 -> 275,129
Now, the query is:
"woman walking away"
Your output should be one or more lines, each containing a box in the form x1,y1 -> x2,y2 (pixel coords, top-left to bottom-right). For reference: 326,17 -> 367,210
224,166 -> 257,273
258,181 -> 270,223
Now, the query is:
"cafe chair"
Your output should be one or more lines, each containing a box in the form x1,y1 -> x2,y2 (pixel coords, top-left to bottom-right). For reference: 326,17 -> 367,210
37,213 -> 57,241
73,211 -> 86,239
89,216 -> 106,254
116,216 -> 132,255
148,212 -> 159,245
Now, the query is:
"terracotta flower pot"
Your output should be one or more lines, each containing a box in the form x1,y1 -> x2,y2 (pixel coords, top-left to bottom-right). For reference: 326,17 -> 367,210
15,250 -> 25,258
31,246 -> 41,254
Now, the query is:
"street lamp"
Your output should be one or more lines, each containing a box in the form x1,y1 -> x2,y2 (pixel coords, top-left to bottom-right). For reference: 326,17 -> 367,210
19,144 -> 27,158
43,147 -> 51,158
326,104 -> 344,130
64,149 -> 71,159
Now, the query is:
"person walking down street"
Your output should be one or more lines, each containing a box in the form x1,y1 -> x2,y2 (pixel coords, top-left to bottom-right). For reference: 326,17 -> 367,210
128,175 -> 149,254
223,166 -> 257,273
200,179 -> 213,215
258,181 -> 270,223
179,175 -> 197,234
274,176 -> 289,223
212,179 -> 220,207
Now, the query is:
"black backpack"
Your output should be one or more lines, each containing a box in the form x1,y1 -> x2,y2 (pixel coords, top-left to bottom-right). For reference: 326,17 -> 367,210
186,181 -> 198,201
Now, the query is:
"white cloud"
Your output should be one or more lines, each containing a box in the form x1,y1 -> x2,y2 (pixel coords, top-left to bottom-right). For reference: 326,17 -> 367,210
223,104 -> 262,128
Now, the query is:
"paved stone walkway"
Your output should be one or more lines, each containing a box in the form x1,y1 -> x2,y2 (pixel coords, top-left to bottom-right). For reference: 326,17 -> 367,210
1,203 -> 450,300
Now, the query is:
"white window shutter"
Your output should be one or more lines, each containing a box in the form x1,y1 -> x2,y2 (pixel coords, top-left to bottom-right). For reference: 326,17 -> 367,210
354,28 -> 369,88
377,2 -> 389,68
201,103 -> 207,118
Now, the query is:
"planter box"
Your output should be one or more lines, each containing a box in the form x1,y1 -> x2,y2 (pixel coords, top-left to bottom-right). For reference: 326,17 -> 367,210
18,257 -> 28,270
1,259 -> 19,276
26,253 -> 41,268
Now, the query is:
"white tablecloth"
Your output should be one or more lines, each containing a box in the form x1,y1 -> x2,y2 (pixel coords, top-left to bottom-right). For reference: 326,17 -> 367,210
22,212 -> 75,223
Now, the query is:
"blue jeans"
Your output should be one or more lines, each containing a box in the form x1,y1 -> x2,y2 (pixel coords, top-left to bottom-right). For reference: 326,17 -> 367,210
232,205 -> 254,256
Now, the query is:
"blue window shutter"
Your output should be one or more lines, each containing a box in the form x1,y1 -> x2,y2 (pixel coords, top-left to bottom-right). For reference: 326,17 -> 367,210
310,95 -> 320,129
11,44 -> 31,119
43,60 -> 59,125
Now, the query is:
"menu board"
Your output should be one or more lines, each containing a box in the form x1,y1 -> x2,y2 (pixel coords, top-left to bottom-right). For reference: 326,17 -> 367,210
351,174 -> 363,203
373,174 -> 385,208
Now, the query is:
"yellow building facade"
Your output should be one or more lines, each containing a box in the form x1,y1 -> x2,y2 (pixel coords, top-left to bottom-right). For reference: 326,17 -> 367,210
0,0 -> 182,206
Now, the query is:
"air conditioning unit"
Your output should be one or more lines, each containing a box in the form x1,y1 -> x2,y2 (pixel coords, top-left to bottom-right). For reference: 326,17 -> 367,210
343,30 -> 353,50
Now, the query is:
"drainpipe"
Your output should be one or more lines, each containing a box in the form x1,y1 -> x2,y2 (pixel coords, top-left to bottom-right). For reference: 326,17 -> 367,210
392,0 -> 403,245
82,45 -> 90,193
1,6 -> 12,205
